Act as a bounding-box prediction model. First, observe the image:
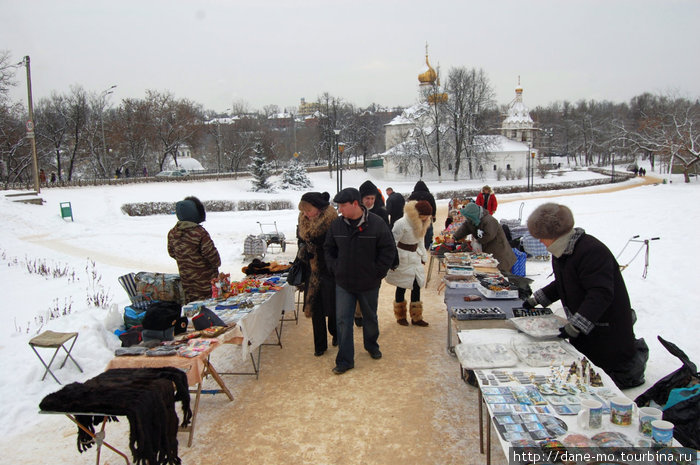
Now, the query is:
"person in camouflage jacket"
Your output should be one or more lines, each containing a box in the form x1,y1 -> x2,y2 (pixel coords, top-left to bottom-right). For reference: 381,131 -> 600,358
167,196 -> 221,302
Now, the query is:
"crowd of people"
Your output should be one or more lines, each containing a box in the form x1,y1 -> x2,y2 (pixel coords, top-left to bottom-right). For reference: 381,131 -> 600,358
166,181 -> 647,386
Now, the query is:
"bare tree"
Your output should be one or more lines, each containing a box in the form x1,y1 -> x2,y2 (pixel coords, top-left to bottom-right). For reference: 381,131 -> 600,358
444,67 -> 496,180
146,90 -> 204,171
634,95 -> 700,182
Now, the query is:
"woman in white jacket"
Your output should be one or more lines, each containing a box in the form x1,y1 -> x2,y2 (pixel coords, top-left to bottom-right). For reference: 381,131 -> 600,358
385,200 -> 433,326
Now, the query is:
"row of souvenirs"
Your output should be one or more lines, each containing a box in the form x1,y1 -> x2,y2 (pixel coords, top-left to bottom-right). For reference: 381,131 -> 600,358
210,272 -> 286,299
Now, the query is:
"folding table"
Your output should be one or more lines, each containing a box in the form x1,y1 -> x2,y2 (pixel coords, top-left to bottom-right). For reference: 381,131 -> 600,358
29,330 -> 83,384
106,338 -> 234,447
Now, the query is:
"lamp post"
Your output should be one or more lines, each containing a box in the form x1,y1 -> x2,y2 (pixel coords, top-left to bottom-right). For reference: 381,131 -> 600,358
333,129 -> 341,193
338,142 -> 345,191
20,56 -> 40,193
100,85 -> 117,178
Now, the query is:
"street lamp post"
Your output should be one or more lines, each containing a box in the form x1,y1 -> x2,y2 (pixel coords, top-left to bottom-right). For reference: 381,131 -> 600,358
100,85 -> 117,178
338,142 -> 345,191
333,129 -> 341,193
21,56 -> 40,194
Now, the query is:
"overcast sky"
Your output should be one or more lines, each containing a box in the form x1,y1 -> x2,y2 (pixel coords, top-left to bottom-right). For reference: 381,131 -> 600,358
3,0 -> 699,113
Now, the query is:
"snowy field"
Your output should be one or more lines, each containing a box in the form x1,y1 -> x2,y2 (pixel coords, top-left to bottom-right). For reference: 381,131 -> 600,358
1,165 -> 698,459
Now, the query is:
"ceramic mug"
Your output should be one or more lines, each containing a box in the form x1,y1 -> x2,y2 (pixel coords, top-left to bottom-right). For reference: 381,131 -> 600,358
651,419 -> 674,446
577,398 -> 603,429
610,396 -> 635,426
638,406 -> 663,437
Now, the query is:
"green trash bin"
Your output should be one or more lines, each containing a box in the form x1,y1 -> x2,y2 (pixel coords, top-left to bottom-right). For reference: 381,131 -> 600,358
60,202 -> 73,221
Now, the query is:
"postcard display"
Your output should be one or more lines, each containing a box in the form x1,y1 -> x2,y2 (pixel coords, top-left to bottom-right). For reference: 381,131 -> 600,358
458,329 -> 683,463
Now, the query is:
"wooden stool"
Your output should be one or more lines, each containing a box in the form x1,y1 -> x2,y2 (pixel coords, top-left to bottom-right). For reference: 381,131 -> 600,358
29,331 -> 83,384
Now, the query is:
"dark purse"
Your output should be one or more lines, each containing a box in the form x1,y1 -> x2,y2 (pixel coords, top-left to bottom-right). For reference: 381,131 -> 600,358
286,258 -> 308,287
192,307 -> 226,330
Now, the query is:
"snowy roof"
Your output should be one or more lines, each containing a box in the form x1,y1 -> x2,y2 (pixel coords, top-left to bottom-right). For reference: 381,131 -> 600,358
503,100 -> 534,125
385,103 -> 429,126
476,134 -> 530,152
167,156 -> 204,171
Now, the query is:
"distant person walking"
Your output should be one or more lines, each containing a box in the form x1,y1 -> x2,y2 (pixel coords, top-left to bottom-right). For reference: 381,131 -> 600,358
385,187 -> 405,228
50,172 -> 57,184
167,196 -> 221,302
324,188 -> 396,375
407,180 -> 437,249
385,200 -> 432,327
296,191 -> 338,357
476,185 -> 498,215
39,169 -> 47,186
143,166 -> 149,177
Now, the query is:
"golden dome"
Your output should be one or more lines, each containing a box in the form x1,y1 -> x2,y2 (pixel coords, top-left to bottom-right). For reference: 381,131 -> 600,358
418,53 -> 437,85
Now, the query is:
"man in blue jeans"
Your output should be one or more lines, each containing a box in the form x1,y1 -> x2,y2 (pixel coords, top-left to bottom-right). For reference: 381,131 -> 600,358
324,188 -> 396,375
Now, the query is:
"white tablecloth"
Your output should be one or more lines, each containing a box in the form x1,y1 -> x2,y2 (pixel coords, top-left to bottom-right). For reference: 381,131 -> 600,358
236,283 -> 295,359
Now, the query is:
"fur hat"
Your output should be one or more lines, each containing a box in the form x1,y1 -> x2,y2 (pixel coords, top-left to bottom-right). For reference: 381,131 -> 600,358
299,191 -> 330,210
359,180 -> 379,199
176,196 -> 206,223
460,203 -> 482,226
333,187 -> 361,204
527,203 -> 575,239
414,200 -> 432,216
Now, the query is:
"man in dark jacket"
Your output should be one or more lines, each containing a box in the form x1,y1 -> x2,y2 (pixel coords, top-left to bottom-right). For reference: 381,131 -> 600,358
325,188 -> 396,375
385,187 -> 405,228
523,203 -> 648,389
359,180 -> 389,226
407,180 -> 437,249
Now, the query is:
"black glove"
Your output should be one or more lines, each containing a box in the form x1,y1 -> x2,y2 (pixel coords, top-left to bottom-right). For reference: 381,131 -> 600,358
522,296 -> 538,310
557,323 -> 580,339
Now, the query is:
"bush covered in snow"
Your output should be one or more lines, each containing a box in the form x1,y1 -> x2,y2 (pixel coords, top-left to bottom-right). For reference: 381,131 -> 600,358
279,159 -> 312,190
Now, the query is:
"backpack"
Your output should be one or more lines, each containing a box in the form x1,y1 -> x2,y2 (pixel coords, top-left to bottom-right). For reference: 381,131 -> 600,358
635,336 -> 700,448
142,301 -> 182,331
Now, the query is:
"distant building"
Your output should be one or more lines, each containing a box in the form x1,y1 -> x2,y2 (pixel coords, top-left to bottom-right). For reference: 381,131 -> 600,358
166,144 -> 204,171
298,98 -> 321,117
382,55 -> 536,181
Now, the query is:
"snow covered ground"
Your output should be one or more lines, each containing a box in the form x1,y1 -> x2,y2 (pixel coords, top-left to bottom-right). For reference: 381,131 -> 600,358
1,165 -> 698,460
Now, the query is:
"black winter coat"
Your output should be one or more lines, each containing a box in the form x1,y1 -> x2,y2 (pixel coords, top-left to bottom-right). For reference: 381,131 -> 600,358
407,180 -> 437,221
324,208 -> 396,293
385,192 -> 405,227
534,229 -> 637,372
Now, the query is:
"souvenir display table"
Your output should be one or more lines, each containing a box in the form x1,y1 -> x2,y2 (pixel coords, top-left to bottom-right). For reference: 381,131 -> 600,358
455,328 -> 685,465
106,337 -> 233,448
106,280 -> 295,446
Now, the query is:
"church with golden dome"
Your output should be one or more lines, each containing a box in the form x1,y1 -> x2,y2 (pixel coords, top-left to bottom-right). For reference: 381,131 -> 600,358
382,50 -> 535,181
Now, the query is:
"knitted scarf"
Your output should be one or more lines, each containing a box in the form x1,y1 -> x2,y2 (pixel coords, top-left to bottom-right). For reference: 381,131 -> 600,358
40,367 -> 191,465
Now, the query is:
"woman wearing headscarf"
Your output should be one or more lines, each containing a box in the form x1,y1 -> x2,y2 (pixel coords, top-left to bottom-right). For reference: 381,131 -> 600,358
385,200 -> 433,326
452,203 -> 516,273
297,192 -> 339,356
167,196 -> 221,302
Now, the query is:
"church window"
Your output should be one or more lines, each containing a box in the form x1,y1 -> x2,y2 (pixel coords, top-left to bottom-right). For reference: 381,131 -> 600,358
493,165 -> 497,171
507,164 -> 511,170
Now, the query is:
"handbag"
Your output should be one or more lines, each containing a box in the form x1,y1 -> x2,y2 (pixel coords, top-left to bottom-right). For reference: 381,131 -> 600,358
192,307 -> 226,330
286,258 -> 308,287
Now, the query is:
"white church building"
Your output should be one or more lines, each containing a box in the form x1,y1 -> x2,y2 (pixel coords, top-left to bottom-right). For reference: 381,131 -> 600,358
381,53 -> 537,181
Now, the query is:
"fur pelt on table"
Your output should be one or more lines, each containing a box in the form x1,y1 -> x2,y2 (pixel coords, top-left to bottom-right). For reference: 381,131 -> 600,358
39,367 -> 191,465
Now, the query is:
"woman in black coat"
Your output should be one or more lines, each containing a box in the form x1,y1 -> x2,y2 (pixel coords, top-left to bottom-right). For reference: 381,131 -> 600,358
524,203 -> 648,389
297,192 -> 339,356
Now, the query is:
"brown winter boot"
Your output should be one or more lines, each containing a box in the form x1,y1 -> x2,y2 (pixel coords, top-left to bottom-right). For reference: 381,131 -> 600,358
393,301 -> 409,326
410,301 -> 429,327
